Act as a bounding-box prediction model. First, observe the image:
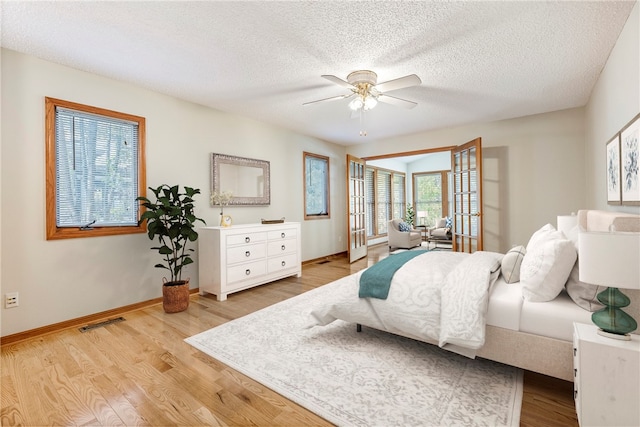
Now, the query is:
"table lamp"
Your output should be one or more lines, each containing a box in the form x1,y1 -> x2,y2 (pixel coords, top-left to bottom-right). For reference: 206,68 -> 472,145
579,231 -> 640,340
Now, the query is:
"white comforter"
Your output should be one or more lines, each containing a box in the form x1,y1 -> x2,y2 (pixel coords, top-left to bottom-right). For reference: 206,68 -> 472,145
306,250 -> 503,356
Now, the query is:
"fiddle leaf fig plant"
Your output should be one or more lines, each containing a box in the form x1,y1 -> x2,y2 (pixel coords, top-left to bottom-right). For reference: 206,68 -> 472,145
137,185 -> 206,284
405,204 -> 415,226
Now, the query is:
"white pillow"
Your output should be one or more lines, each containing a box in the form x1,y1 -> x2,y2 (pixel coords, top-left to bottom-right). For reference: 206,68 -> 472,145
521,237 -> 577,302
526,223 -> 564,252
501,245 -> 526,284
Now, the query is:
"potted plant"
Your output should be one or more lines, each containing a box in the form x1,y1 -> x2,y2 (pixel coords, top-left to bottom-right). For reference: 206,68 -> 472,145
137,184 -> 206,313
405,204 -> 415,226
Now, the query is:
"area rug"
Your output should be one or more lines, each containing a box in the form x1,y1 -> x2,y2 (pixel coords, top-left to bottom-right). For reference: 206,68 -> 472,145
185,281 -> 523,427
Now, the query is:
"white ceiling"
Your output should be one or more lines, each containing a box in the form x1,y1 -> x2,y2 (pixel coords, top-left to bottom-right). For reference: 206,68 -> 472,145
1,1 -> 635,146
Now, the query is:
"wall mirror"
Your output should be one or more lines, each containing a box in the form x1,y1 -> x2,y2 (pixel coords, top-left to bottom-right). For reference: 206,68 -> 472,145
210,153 -> 270,206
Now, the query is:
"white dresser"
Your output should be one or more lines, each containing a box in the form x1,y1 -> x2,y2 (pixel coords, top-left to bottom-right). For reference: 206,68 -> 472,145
573,322 -> 640,427
198,222 -> 302,301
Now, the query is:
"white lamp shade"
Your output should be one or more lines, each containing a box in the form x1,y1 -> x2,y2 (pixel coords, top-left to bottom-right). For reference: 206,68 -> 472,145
557,214 -> 578,236
578,231 -> 640,290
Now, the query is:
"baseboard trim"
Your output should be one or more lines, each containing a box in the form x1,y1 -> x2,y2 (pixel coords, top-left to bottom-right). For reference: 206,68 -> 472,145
0,288 -> 200,346
302,251 -> 347,266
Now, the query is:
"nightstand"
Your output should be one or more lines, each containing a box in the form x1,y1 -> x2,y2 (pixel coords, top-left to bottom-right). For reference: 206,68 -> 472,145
573,322 -> 640,427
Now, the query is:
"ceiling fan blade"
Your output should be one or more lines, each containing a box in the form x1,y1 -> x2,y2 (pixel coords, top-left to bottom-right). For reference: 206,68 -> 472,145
303,93 -> 354,106
375,74 -> 422,93
321,74 -> 354,89
378,94 -> 418,109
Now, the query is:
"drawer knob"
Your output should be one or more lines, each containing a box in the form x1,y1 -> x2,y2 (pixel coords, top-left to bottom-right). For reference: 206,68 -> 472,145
245,251 -> 251,257
573,348 -> 577,356
245,269 -> 251,276
245,236 -> 251,243
281,260 -> 286,267
574,368 -> 577,377
574,390 -> 577,399
281,232 -> 285,238
281,245 -> 286,251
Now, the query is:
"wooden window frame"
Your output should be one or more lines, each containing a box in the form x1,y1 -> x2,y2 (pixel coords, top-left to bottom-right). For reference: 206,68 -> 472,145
303,152 -> 331,220
45,97 -> 147,240
412,170 -> 449,227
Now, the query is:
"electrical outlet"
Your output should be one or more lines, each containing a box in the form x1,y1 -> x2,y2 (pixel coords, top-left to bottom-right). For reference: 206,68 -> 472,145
5,292 -> 19,308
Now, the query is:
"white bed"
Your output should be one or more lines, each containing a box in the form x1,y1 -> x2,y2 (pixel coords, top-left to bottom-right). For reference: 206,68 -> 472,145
307,210 -> 640,381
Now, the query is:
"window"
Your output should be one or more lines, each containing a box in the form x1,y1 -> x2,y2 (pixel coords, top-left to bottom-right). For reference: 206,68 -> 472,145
45,97 -> 146,239
413,171 -> 450,227
365,166 -> 405,237
303,152 -> 330,219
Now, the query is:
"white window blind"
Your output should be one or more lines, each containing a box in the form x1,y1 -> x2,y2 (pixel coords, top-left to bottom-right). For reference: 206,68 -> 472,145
392,174 -> 405,220
366,168 -> 375,236
376,170 -> 391,235
55,107 -> 139,227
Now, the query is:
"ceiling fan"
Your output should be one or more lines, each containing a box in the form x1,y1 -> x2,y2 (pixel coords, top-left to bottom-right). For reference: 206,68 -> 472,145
303,70 -> 421,111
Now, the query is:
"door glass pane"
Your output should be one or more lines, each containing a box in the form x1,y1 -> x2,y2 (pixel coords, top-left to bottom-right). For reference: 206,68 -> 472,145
469,147 -> 476,169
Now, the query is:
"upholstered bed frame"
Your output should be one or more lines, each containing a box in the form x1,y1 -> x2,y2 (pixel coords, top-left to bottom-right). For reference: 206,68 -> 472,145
477,210 -> 640,381
357,210 -> 639,382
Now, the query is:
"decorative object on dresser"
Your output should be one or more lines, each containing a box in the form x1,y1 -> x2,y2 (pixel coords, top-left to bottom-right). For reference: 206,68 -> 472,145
573,322 -> 640,427
210,189 -> 233,227
578,230 -> 640,339
137,185 -> 206,313
198,222 -> 301,301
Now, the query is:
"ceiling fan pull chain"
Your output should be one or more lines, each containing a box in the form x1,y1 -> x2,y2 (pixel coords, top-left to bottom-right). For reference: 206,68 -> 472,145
359,108 -> 367,137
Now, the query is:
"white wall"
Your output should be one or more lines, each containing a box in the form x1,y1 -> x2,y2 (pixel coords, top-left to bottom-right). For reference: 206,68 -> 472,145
585,1 -> 640,214
349,108 -> 587,253
0,49 -> 346,336
2,2 -> 637,337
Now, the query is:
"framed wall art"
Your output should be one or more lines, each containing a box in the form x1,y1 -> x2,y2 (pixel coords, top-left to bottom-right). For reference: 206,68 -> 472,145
606,134 -> 621,204
620,113 -> 640,205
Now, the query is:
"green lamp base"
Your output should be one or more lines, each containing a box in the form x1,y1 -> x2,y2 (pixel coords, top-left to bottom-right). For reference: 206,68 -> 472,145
591,287 -> 638,339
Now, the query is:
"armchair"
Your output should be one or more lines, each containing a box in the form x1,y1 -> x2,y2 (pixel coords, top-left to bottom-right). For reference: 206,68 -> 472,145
427,217 -> 452,247
388,219 -> 422,250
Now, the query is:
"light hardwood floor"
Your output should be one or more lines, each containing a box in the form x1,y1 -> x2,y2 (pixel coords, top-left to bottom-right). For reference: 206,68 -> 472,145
1,244 -> 578,426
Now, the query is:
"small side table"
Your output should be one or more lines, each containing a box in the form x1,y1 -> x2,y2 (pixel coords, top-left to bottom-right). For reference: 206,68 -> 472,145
414,225 -> 428,241
573,322 -> 640,426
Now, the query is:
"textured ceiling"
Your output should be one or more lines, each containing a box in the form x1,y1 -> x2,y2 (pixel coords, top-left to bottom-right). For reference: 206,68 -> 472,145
1,1 -> 635,146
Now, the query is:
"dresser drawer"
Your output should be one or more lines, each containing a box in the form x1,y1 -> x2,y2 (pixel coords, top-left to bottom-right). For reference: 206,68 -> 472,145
227,231 -> 267,246
268,228 -> 297,240
267,238 -> 297,257
227,260 -> 267,285
227,243 -> 266,264
267,253 -> 298,273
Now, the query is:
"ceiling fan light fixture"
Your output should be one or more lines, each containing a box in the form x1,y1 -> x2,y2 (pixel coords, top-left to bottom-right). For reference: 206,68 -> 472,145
349,96 -> 364,111
364,96 -> 377,110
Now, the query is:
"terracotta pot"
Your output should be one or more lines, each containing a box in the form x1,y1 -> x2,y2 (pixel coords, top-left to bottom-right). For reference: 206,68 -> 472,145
162,279 -> 190,313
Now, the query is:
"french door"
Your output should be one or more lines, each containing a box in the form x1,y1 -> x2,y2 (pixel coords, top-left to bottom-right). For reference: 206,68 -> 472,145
451,138 -> 483,253
347,154 -> 367,263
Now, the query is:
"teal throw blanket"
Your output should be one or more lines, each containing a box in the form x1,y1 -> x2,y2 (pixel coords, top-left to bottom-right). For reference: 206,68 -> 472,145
359,250 -> 428,299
